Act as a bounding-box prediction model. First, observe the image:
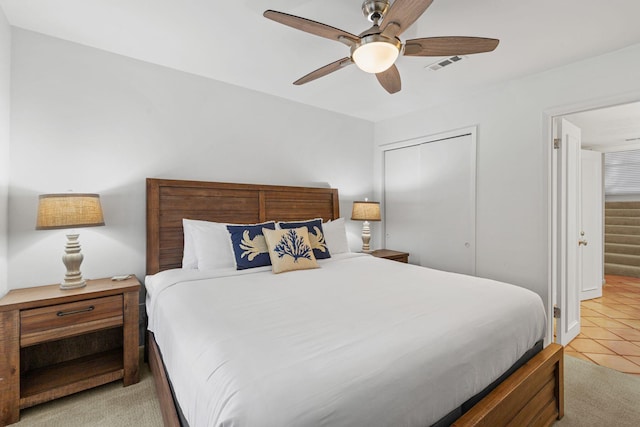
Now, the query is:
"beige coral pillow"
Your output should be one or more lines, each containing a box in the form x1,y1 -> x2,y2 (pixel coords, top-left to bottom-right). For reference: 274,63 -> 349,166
263,227 -> 319,274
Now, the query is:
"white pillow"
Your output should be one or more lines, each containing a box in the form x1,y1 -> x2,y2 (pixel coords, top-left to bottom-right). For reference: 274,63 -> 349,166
182,219 -> 236,271
182,219 -> 199,269
323,218 -> 350,254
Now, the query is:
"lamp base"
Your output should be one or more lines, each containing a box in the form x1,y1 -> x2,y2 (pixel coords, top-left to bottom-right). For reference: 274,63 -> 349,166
361,220 -> 372,252
61,275 -> 86,289
61,233 -> 87,290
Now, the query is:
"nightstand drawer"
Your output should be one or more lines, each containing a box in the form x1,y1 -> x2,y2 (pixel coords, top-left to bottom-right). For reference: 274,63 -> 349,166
20,295 -> 123,347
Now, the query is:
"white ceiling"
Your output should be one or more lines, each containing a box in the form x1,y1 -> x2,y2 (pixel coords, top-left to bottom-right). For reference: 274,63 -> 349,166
2,0 -> 640,122
565,102 -> 640,152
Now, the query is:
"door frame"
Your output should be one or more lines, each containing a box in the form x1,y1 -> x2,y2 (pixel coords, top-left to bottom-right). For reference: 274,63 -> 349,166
544,92 -> 640,346
378,126 -> 477,274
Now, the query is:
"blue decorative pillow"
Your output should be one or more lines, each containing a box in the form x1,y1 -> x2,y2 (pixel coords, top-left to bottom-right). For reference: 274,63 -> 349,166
279,218 -> 331,260
226,222 -> 276,270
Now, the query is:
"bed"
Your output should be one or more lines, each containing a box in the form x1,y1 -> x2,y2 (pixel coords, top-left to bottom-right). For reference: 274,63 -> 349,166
145,178 -> 564,427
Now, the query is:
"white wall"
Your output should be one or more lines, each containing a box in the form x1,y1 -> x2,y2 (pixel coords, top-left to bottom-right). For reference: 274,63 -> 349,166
0,8 -> 11,297
8,29 -> 374,289
375,43 -> 640,315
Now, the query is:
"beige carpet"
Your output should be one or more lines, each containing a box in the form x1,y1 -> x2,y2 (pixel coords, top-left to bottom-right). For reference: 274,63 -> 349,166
555,355 -> 640,427
13,355 -> 640,426
15,357 -> 162,426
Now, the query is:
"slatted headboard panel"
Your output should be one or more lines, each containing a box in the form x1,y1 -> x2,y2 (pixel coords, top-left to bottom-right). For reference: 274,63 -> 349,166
146,178 -> 340,275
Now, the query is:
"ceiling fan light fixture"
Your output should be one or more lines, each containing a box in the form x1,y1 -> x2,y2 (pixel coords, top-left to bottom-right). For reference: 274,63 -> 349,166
265,1 -> 499,94
352,35 -> 401,74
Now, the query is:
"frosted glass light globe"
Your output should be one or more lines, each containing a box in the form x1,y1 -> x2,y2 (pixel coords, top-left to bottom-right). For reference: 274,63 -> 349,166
352,41 -> 399,74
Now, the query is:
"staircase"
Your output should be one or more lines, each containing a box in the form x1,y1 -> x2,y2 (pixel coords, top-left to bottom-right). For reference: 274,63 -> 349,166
605,201 -> 640,278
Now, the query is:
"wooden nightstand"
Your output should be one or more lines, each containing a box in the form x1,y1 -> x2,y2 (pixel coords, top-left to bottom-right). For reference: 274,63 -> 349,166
0,277 -> 140,425
371,249 -> 409,263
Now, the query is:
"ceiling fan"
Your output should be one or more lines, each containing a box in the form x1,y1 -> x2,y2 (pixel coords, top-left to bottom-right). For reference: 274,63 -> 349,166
264,0 -> 499,94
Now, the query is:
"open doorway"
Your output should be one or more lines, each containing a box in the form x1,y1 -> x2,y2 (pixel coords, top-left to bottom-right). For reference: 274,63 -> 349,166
565,104 -> 640,282
555,102 -> 640,375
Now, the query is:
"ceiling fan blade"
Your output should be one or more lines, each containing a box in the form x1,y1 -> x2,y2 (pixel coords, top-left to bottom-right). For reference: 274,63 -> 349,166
380,0 -> 434,38
404,36 -> 500,56
294,57 -> 353,85
376,65 -> 401,94
264,10 -> 360,47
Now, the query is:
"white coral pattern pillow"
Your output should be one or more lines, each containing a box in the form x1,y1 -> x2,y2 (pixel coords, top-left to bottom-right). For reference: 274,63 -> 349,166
263,227 -> 319,274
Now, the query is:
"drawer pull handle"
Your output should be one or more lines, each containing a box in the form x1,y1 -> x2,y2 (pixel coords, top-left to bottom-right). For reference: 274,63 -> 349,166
57,305 -> 95,317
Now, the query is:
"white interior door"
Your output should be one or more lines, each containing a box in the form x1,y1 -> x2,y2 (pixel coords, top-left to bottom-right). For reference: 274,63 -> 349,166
420,135 -> 476,275
580,149 -> 604,300
384,145 -> 422,265
555,118 -> 582,346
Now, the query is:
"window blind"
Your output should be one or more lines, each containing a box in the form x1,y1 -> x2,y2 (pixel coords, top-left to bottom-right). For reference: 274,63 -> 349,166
605,149 -> 640,195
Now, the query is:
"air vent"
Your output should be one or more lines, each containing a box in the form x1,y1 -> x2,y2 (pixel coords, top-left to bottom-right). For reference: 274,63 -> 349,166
425,55 -> 466,71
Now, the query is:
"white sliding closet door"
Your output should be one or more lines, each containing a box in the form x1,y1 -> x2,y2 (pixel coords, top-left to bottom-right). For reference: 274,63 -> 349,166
420,135 -> 475,275
384,133 -> 476,275
384,145 -> 423,265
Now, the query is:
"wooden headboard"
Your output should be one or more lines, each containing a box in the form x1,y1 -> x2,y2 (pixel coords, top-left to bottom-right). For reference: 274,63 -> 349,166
146,178 -> 340,275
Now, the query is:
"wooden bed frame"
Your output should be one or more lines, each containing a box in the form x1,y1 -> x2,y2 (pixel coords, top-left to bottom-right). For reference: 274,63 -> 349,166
145,178 -> 564,427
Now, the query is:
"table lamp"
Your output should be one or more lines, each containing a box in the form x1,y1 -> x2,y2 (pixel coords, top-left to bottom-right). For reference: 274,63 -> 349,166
36,193 -> 105,289
351,199 -> 381,253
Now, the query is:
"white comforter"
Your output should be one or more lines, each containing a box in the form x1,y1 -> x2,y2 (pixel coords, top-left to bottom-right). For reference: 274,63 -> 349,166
146,253 -> 546,427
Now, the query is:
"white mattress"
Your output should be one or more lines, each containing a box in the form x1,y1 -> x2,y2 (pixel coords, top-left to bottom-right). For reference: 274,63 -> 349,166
146,253 -> 546,427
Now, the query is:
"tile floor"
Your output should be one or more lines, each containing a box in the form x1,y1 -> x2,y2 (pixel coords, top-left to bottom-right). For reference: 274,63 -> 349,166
566,274 -> 640,376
